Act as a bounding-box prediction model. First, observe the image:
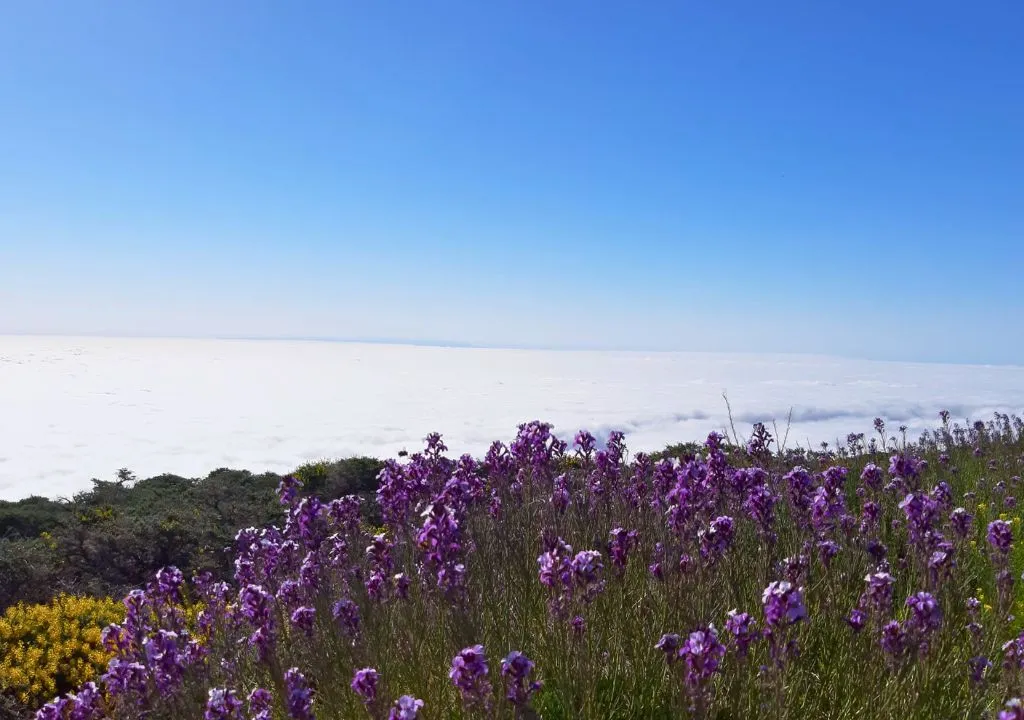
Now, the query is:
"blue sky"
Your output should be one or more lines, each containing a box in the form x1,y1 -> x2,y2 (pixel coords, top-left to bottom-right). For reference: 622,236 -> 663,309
1,1 -> 1021,364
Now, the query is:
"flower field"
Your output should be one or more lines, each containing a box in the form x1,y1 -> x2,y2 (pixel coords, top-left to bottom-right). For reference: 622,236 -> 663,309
22,412 -> 1024,719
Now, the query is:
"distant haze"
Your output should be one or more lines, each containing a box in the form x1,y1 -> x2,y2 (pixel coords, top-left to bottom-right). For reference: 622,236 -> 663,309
2,336 -> 1023,501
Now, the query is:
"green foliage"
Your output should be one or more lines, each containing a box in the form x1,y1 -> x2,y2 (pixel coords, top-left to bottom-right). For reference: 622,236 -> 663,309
0,497 -> 70,539
0,457 -> 384,613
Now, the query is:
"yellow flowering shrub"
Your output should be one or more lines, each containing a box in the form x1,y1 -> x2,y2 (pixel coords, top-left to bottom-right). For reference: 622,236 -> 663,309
0,594 -> 123,707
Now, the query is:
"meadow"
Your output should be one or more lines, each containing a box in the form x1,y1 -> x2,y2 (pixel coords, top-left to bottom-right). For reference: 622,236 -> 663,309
6,410 -> 1024,719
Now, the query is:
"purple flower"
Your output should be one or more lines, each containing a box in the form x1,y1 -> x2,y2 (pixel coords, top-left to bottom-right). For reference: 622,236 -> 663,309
101,659 -> 149,697
679,553 -> 694,575
142,629 -> 185,693
762,581 -> 808,627
817,540 -> 840,567
501,651 -> 541,706
1003,632 -> 1024,670
822,465 -> 848,491
290,606 -> 316,636
989,520 -> 1014,554
34,699 -> 70,720
278,475 -> 303,506
860,463 -> 883,491
205,688 -> 244,720
571,550 -> 607,601
889,454 -> 923,481
248,688 -> 273,720
608,527 -> 639,571
950,507 -> 974,538
388,696 -> 424,720
783,467 -> 815,516
67,681 -> 101,720
655,633 -> 682,664
575,430 -> 597,456
1000,699 -> 1024,720
450,645 -> 492,708
332,598 -> 361,636
284,668 -> 314,720
969,655 -> 992,685
678,625 -> 727,689
880,620 -> 906,657
698,516 -> 735,561
725,610 -> 757,657
551,474 -> 571,512
394,573 -> 411,600
154,566 -> 185,603
571,615 -> 586,636
898,492 -> 939,542
810,485 -> 847,535
351,668 -> 380,705
779,555 -> 808,584
863,572 -> 895,615
277,579 -> 303,608
905,592 -> 942,634
846,608 -> 866,632
744,484 -> 779,539
122,589 -> 152,636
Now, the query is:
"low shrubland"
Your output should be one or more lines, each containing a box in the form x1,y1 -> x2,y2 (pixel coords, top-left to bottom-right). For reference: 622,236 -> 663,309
7,412 -> 1024,718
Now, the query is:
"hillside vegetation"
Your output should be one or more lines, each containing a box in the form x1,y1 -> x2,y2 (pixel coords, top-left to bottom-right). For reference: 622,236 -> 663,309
5,412 -> 1024,719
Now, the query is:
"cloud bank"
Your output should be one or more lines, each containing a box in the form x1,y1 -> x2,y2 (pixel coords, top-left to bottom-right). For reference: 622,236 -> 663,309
2,336 -> 1023,500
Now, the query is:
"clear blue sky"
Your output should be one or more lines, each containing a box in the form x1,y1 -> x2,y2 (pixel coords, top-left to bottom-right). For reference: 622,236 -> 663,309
1,2 -> 1021,364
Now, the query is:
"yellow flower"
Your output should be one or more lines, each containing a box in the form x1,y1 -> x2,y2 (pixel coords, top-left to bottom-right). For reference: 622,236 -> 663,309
0,594 -> 123,708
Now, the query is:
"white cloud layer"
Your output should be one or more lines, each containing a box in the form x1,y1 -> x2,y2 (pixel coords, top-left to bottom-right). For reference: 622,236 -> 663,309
2,336 -> 1023,500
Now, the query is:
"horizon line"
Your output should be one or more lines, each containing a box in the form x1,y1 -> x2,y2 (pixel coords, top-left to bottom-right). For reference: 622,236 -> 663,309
2,330 -> 1022,370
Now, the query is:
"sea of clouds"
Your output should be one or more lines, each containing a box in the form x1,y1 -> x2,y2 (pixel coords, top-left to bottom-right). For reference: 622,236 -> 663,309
2,335 -> 1024,501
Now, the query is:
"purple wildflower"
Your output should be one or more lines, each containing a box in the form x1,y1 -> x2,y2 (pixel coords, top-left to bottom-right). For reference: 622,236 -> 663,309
142,629 -> 185,693
278,475 -> 303,506
698,516 -> 735,561
989,520 -> 1014,554
678,625 -> 727,689
655,633 -> 682,664
906,591 -> 942,634
290,606 -> 316,636
66,681 -> 101,720
725,610 -> 757,657
205,689 -> 244,720
762,581 -> 808,627
101,659 -> 148,697
860,463 -> 883,491
284,668 -> 314,720
969,655 -> 992,685
1000,699 -> 1024,720
332,598 -> 361,636
817,540 -> 840,567
863,572 -> 895,615
449,645 -> 492,708
501,651 -> 541,706
846,608 -> 866,632
248,689 -> 273,720
950,507 -> 974,538
388,696 -> 424,720
881,620 -> 906,658
351,668 -> 380,705
608,527 -> 639,572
